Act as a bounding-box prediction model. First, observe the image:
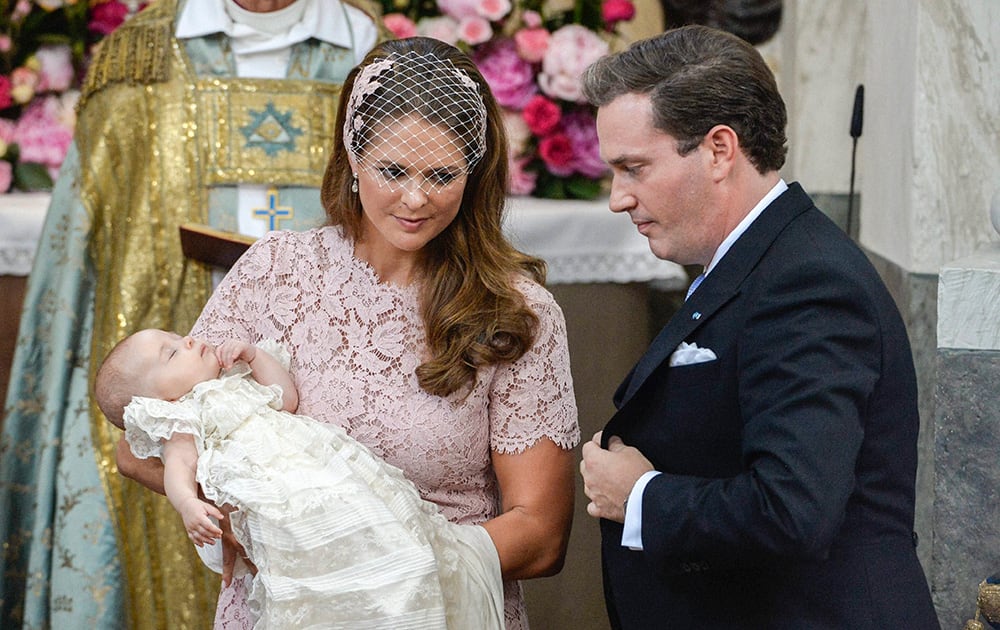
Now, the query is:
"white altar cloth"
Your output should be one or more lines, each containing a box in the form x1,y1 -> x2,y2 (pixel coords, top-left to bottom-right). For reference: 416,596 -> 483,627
505,195 -> 686,286
0,193 -> 51,276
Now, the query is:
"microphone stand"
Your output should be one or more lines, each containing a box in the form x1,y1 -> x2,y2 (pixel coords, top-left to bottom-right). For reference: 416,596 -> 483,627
846,84 -> 864,240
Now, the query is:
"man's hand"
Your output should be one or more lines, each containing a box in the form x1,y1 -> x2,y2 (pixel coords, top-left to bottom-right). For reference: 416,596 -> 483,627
580,431 -> 654,523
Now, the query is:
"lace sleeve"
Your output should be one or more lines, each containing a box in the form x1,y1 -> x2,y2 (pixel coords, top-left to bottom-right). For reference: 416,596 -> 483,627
489,281 -> 580,454
190,233 -> 283,344
123,396 -> 203,460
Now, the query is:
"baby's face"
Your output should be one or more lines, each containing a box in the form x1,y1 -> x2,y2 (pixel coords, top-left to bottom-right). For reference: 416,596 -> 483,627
131,330 -> 221,401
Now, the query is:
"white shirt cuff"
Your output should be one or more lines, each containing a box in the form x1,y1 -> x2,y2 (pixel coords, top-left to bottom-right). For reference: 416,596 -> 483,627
621,470 -> 661,550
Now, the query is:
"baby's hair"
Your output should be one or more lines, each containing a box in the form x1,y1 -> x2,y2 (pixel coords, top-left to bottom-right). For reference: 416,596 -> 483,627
94,333 -> 142,430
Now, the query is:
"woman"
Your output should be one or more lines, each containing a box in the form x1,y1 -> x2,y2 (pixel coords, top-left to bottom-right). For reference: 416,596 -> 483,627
118,37 -> 579,628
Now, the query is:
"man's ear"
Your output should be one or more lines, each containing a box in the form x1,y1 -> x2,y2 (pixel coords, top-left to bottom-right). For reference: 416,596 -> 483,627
703,124 -> 739,182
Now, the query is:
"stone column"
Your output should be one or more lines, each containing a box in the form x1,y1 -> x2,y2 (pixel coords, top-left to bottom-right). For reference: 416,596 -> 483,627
933,194 -> 1000,628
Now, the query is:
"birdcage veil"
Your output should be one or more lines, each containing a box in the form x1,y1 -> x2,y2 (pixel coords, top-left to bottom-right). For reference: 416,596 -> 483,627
343,50 -> 489,194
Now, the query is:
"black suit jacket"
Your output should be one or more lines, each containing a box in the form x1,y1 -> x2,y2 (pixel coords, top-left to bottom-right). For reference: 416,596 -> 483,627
600,184 -> 940,629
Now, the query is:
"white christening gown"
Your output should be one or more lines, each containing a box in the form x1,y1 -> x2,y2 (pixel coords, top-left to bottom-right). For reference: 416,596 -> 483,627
123,341 -> 504,629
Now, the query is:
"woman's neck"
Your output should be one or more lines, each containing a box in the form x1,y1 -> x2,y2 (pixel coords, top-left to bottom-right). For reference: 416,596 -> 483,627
353,239 -> 421,287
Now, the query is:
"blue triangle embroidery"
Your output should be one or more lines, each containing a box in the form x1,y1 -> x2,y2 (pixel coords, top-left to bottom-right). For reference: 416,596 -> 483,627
240,101 -> 304,156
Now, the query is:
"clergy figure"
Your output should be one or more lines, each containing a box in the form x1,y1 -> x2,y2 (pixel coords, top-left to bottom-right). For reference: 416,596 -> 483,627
0,1 -> 383,627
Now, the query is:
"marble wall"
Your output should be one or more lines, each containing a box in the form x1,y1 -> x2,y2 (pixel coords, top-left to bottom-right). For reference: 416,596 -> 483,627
862,0 -> 1000,272
775,0 -> 1000,269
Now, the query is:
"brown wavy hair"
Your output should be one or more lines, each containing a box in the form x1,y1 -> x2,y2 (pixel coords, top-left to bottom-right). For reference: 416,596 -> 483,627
320,37 -> 546,397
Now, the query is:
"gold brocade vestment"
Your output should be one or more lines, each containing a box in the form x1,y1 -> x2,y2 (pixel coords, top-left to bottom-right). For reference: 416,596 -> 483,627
76,2 -> 351,626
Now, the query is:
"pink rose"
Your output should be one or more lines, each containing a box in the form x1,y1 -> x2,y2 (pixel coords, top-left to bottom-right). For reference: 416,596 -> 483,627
88,1 -> 131,36
508,155 -> 537,196
538,132 -> 574,175
0,76 -> 12,110
0,160 -> 12,193
514,27 -> 549,63
538,25 -> 609,103
0,118 -> 15,146
522,95 -> 561,136
437,0 -> 479,20
502,109 -> 532,155
562,108 -> 607,178
521,10 -> 542,29
10,66 -> 38,104
0,35 -> 12,53
383,13 -> 418,39
13,95 -> 75,179
35,45 -> 75,93
476,0 -> 511,21
418,16 -> 460,46
12,0 -> 32,20
474,39 -> 537,109
457,16 -> 493,45
601,0 -> 636,28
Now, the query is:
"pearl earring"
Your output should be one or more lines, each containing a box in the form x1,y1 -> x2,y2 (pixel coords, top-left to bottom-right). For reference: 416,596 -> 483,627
351,174 -> 358,193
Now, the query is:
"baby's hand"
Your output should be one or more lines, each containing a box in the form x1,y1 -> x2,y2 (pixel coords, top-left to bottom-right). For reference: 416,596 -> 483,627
180,497 -> 225,546
216,340 -> 257,370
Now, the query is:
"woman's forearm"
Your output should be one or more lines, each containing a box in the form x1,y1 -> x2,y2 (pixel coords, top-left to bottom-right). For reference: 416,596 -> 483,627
482,438 -> 575,580
116,434 -> 166,495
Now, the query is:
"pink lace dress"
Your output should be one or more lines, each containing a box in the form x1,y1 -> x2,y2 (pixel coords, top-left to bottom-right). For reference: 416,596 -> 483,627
191,226 -> 580,629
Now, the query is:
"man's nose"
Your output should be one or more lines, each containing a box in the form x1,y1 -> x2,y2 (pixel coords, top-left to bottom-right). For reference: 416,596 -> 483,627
608,177 -> 635,213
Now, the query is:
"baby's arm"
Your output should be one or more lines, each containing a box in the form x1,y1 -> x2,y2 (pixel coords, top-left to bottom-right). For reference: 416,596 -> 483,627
162,433 -> 224,546
216,340 -> 298,412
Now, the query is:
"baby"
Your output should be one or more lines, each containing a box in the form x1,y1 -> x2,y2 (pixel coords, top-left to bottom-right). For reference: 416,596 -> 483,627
95,329 -> 504,629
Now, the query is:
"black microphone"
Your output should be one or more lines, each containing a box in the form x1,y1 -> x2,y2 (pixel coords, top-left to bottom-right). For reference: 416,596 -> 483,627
846,84 -> 864,240
850,84 -> 865,138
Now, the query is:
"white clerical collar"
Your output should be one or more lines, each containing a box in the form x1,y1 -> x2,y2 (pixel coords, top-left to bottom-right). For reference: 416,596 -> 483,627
704,179 -> 788,276
175,0 -> 354,51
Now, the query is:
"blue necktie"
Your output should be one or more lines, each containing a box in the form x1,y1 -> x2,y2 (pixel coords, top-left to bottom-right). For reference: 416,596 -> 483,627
685,273 -> 705,301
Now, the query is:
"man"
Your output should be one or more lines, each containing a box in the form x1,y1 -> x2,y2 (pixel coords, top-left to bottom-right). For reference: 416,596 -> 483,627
0,1 -> 382,628
579,26 -> 940,628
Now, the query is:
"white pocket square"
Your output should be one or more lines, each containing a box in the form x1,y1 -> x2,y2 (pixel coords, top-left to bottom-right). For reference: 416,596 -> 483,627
669,341 -> 718,367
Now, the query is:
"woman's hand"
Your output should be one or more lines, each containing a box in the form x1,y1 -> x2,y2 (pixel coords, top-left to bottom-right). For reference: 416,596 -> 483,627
482,437 -> 575,580
219,512 -> 257,587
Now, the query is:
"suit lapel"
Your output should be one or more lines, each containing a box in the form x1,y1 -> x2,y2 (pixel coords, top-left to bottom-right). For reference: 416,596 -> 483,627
614,183 -> 816,409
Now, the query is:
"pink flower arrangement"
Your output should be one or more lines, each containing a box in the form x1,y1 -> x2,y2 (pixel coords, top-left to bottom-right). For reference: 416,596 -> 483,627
380,0 -> 635,199
1,0 -> 140,194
